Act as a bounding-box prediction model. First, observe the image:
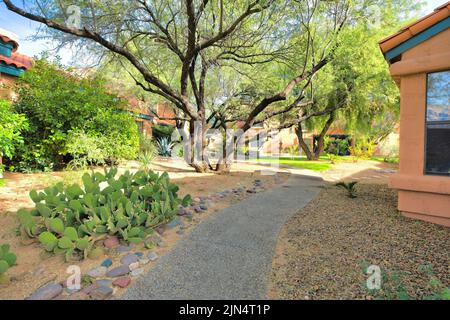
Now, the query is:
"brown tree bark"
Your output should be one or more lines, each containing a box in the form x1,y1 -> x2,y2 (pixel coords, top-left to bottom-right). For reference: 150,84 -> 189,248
295,112 -> 336,161
295,123 -> 314,161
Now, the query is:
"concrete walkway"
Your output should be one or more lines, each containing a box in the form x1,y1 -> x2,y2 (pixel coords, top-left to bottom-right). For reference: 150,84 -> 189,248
122,172 -> 323,300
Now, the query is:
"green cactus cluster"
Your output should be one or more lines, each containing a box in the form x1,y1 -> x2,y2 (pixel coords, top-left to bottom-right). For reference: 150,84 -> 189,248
0,244 -> 17,283
17,168 -> 192,261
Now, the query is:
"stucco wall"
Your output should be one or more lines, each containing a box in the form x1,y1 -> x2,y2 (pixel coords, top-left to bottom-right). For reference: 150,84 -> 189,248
389,28 -> 450,227
0,72 -> 17,100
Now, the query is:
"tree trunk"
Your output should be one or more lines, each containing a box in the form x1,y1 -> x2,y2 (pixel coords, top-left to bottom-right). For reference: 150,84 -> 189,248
186,119 -> 207,173
296,112 -> 336,161
295,123 -> 314,160
312,112 -> 335,160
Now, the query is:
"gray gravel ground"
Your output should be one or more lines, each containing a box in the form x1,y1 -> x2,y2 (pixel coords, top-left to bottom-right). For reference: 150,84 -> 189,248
122,173 -> 323,300
269,184 -> 450,300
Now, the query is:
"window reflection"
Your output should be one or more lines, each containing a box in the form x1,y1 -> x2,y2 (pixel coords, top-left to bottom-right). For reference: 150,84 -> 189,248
425,71 -> 450,176
427,71 -> 450,122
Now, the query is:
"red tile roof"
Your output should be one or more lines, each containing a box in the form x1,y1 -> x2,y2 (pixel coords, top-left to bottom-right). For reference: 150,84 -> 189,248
379,2 -> 450,53
0,33 -> 19,52
0,52 -> 33,70
0,29 -> 33,71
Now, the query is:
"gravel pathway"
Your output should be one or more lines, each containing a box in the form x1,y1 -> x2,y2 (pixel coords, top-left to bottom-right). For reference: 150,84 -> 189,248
123,173 -> 323,300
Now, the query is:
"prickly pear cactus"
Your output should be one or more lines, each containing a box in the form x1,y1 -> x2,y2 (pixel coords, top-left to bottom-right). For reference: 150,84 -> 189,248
0,244 -> 17,284
16,168 -> 192,261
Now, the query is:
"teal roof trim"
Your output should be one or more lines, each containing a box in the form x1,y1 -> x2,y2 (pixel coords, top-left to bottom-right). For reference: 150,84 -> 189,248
385,17 -> 450,61
0,41 -> 13,57
0,62 -> 24,77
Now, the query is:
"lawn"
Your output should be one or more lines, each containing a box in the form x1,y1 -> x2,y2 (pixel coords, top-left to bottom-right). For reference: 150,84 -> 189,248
0,179 -> 5,187
254,156 -> 332,172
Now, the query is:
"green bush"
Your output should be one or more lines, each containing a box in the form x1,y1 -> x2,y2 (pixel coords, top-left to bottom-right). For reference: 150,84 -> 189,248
349,139 -> 376,161
9,59 -> 139,172
16,168 -> 191,261
0,99 -> 28,175
66,131 -> 107,169
325,137 -> 350,156
152,124 -> 175,139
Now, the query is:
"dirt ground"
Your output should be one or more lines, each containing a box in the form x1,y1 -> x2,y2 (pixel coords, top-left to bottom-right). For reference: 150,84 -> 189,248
269,161 -> 450,300
0,159 -> 289,300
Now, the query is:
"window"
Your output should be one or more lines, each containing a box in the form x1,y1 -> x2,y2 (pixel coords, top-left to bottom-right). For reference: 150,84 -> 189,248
425,71 -> 450,176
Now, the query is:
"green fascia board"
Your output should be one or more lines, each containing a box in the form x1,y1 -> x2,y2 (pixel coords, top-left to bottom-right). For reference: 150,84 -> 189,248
0,40 -> 13,57
114,109 -> 154,121
0,62 -> 24,77
385,17 -> 450,61
135,113 -> 153,121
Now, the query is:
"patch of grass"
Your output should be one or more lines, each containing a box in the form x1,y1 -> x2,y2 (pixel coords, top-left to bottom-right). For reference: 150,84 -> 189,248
0,178 -> 5,187
254,156 -> 332,171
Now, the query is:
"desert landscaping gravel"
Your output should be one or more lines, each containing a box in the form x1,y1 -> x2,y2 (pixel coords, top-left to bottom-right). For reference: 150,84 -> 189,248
269,183 -> 450,300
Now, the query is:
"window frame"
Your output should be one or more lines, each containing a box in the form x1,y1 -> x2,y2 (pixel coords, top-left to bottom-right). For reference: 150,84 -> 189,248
424,70 -> 450,177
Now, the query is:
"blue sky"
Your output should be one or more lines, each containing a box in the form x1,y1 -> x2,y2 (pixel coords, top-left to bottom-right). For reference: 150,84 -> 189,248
0,0 -> 446,64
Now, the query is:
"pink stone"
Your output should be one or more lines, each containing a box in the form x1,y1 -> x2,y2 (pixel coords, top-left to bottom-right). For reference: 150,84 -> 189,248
103,236 -> 120,248
112,277 -> 131,288
81,284 -> 98,294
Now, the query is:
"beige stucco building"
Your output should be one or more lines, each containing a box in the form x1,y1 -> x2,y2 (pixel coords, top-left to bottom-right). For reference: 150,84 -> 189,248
379,2 -> 450,226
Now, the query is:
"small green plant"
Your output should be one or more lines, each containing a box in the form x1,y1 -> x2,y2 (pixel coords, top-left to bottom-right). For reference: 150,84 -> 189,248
0,244 -> 17,284
361,263 -> 450,300
156,137 -> 175,157
239,145 -> 250,157
327,153 -> 341,164
419,264 -> 450,300
335,181 -> 358,198
284,145 -> 299,158
17,168 -> 192,261
176,145 -> 184,158
139,151 -> 157,173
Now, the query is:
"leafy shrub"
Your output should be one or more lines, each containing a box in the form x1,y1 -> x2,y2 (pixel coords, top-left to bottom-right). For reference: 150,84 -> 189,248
0,244 -> 17,284
283,145 -> 299,157
152,124 -> 175,139
325,137 -> 350,156
16,168 -> 191,261
9,59 -> 139,172
0,99 -> 28,175
349,139 -> 376,161
66,131 -> 106,169
156,137 -> 175,157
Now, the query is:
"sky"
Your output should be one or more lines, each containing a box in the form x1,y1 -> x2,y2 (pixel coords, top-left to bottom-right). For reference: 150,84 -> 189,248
0,0 -> 447,65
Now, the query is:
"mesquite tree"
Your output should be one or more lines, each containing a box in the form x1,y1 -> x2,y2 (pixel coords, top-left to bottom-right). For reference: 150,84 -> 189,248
4,0 -> 354,171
